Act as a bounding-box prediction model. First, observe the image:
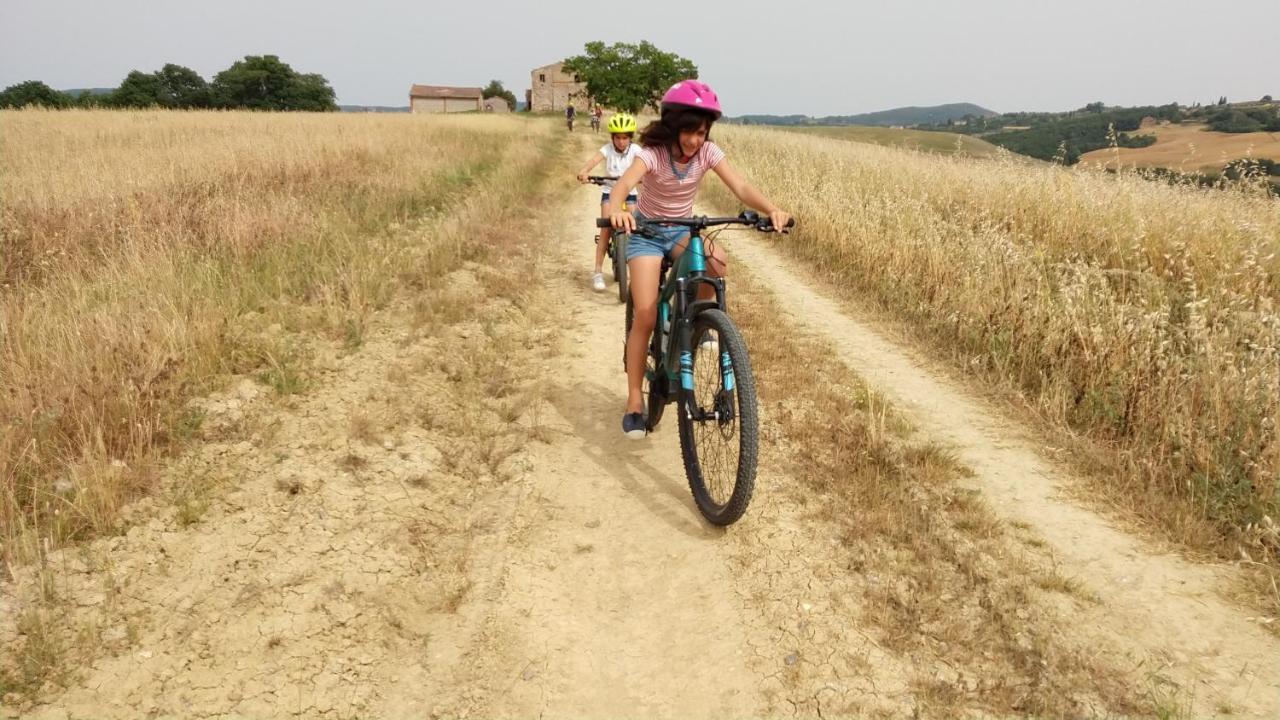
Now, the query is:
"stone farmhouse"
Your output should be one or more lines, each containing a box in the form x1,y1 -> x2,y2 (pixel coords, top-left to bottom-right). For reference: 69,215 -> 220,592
527,62 -> 589,112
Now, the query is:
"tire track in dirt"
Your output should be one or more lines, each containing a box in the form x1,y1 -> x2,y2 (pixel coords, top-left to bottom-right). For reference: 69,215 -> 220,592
725,231 -> 1280,717
452,164 -> 917,718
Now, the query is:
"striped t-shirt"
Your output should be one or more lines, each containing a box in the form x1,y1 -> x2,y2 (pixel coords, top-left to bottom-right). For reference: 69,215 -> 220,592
634,141 -> 725,218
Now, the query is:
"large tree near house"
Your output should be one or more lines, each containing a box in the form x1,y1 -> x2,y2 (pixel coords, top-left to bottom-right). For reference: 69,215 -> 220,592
563,41 -> 698,114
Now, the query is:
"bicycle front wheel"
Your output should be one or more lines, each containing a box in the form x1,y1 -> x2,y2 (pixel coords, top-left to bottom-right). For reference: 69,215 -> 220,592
677,309 -> 758,525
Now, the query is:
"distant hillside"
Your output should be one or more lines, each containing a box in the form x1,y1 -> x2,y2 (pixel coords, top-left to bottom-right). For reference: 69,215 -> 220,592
734,114 -> 810,126
1079,122 -> 1280,173
824,103 -> 998,127
733,103 -> 996,127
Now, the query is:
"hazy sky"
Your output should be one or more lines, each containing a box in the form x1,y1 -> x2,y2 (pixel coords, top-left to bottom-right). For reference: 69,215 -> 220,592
2,0 -> 1277,115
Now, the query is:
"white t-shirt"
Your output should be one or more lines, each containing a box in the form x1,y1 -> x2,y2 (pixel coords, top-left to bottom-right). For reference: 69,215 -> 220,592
600,143 -> 642,193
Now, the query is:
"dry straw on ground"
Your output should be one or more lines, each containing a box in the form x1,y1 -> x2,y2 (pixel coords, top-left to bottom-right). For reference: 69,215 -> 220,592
0,109 -> 547,564
727,266 -> 1152,717
716,126 -> 1280,577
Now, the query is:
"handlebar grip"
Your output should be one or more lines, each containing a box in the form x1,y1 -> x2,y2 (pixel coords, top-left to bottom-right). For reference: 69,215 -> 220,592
596,218 -> 612,228
758,217 -> 797,231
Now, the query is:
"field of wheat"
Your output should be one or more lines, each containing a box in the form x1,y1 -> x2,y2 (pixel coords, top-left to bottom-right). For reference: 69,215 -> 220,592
1079,122 -> 1280,172
716,125 -> 1280,564
0,109 -> 549,562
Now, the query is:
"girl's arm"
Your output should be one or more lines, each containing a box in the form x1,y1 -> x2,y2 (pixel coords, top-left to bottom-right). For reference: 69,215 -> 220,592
576,152 -> 605,183
607,158 -> 648,232
712,158 -> 792,232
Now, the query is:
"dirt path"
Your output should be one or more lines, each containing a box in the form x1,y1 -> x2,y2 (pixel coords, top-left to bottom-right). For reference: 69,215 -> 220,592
8,161 -> 885,718
443,188 -> 770,718
726,231 -> 1280,717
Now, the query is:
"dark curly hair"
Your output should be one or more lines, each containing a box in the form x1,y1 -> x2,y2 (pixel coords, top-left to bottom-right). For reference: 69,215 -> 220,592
639,106 -> 716,152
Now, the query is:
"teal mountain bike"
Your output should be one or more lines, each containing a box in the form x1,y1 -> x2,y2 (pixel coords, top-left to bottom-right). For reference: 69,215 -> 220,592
597,211 -> 794,525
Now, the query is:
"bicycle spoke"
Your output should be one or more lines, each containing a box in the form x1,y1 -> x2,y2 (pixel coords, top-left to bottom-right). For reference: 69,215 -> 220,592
690,326 -> 739,506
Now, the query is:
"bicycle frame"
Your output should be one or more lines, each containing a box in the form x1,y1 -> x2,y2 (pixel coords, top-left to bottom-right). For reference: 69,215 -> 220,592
651,232 -> 727,397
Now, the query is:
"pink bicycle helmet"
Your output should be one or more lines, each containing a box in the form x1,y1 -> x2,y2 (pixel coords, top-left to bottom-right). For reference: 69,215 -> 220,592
661,79 -> 722,119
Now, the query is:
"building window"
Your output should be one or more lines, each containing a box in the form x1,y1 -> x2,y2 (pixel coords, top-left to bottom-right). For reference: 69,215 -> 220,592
574,74 -> 581,82
539,74 -> 546,82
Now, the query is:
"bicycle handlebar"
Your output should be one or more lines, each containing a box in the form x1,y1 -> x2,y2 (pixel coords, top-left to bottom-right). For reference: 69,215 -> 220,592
586,176 -> 619,186
595,211 -> 795,233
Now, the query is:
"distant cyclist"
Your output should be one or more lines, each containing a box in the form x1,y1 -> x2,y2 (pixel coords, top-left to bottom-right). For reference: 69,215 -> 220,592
576,112 -> 641,291
591,105 -> 604,132
565,104 -> 576,132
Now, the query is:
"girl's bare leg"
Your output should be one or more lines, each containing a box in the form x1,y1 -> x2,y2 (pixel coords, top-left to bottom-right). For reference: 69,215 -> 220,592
624,255 -> 663,413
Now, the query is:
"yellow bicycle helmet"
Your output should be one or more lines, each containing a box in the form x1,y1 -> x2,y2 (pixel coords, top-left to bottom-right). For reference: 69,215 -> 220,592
607,112 -> 637,134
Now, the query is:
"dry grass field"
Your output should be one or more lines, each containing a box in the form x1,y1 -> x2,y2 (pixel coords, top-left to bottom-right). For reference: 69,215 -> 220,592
0,109 -> 551,563
4,110 -> 1280,718
1079,121 -> 1280,171
716,125 -> 1280,580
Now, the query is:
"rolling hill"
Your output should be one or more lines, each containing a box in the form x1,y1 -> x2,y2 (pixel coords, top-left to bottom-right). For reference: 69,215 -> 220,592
734,102 -> 996,127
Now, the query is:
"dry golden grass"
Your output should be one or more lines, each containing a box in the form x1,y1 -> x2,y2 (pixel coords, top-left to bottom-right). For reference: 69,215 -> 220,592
1080,122 -> 1280,172
2,131 -> 572,704
728,266 -> 1149,717
0,109 -> 551,564
715,125 -> 1280,585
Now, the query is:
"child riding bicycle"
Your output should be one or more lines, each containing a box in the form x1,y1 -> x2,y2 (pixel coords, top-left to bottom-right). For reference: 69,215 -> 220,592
604,81 -> 791,438
576,112 -> 641,292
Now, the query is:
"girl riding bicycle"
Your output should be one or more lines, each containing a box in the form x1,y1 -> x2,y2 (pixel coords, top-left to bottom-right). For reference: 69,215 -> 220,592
605,80 -> 791,438
576,112 -> 642,292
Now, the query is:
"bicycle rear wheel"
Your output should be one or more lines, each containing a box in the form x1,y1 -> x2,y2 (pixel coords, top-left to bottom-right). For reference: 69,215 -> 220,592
613,233 -> 628,304
677,309 -> 758,525
624,296 -> 667,430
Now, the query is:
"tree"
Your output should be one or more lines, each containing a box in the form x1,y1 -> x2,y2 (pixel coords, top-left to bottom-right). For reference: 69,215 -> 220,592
0,80 -> 71,109
562,41 -> 697,114
111,70 -> 171,108
482,79 -> 517,110
1084,101 -> 1106,113
157,64 -> 211,108
210,55 -> 337,111
1264,95 -> 1274,103
72,90 -> 108,108
282,73 -> 338,111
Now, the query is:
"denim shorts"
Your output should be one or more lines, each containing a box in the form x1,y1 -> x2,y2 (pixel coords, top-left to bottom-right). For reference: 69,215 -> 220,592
626,213 -> 689,261
601,192 -> 638,205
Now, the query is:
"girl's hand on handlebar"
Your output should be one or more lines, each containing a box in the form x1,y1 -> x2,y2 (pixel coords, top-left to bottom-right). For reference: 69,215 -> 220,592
576,172 -> 589,184
768,209 -> 793,233
610,211 -> 636,233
